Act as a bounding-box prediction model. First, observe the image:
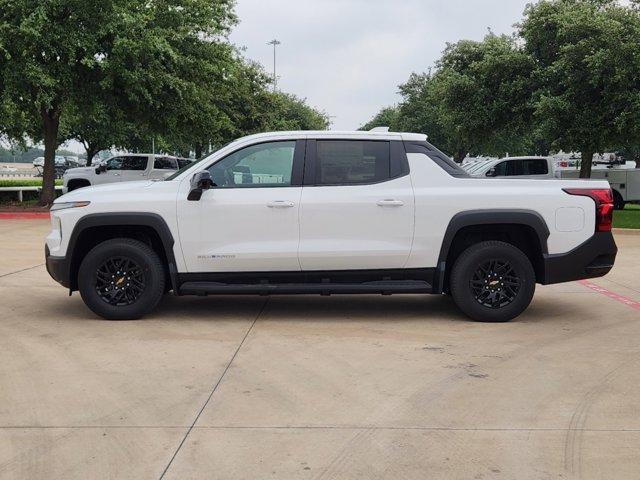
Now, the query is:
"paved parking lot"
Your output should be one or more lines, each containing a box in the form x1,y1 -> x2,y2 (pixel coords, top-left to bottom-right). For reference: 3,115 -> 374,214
1,219 -> 639,479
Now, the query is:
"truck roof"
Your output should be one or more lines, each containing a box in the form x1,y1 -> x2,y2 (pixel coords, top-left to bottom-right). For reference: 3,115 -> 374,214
232,130 -> 428,143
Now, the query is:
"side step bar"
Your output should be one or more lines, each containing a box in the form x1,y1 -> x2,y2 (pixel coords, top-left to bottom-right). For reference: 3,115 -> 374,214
178,280 -> 433,296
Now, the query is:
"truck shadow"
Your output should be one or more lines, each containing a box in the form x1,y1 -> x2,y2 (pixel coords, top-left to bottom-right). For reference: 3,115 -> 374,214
49,291 -> 566,324
156,294 -> 471,324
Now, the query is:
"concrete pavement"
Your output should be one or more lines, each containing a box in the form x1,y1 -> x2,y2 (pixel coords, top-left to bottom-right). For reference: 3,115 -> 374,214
1,219 -> 639,479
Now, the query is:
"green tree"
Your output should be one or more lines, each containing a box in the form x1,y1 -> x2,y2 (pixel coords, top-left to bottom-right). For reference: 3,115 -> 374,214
264,92 -> 330,132
362,35 -> 535,162
359,106 -> 401,131
395,73 -> 456,156
0,0 -> 236,204
520,0 -> 640,177
428,35 -> 536,162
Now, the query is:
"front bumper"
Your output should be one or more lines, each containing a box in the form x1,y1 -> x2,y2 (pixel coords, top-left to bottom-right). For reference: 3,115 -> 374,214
543,232 -> 617,285
45,245 -> 71,288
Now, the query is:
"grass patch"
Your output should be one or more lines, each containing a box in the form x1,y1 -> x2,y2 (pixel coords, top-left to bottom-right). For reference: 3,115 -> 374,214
0,179 -> 63,187
614,204 -> 640,229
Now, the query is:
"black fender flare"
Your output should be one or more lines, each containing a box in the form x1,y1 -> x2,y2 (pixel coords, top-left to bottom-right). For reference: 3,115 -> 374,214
66,212 -> 178,292
434,209 -> 550,293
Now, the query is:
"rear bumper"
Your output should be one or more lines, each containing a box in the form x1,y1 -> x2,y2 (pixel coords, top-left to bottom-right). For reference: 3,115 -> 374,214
543,232 -> 617,285
45,245 -> 70,288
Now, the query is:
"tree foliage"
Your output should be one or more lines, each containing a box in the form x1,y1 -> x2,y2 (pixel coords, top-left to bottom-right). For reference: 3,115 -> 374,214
521,0 -> 640,176
0,0 -> 329,203
367,35 -> 535,162
363,0 -> 640,173
359,106 -> 401,131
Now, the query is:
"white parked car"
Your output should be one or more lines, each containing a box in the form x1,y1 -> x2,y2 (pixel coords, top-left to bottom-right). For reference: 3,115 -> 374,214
62,154 -> 192,192
465,156 -> 640,210
46,130 -> 617,322
463,156 -> 555,179
557,164 -> 640,210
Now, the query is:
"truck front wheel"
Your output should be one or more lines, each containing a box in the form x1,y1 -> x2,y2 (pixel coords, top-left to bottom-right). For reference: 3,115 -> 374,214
78,238 -> 165,320
450,241 -> 536,323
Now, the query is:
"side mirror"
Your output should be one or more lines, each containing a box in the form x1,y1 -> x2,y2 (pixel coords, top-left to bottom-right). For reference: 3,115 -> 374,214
95,164 -> 107,174
486,168 -> 497,177
188,171 -> 215,201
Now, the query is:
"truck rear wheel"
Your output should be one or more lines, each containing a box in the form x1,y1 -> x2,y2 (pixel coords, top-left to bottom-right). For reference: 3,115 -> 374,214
450,241 -> 535,322
78,238 -> 165,320
613,190 -> 626,211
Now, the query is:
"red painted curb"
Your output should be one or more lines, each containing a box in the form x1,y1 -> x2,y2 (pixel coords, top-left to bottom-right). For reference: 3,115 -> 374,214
0,212 -> 50,220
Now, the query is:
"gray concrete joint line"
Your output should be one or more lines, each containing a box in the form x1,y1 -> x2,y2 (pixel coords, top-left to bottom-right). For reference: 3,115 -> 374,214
3,425 -> 640,433
0,263 -> 44,278
157,297 -> 269,480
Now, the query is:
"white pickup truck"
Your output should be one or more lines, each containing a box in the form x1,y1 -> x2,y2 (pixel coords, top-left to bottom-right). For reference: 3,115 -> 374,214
46,131 -> 617,322
464,156 -> 640,210
62,154 -> 192,192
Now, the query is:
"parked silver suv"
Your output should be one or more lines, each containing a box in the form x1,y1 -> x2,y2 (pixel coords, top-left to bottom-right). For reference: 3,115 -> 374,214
62,153 -> 192,192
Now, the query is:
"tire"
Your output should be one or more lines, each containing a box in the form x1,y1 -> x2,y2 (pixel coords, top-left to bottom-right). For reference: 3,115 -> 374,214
450,241 -> 536,323
613,190 -> 626,211
78,238 -> 165,320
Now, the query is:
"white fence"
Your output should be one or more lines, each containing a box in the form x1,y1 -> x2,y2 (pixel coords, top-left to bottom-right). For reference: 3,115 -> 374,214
0,186 -> 64,202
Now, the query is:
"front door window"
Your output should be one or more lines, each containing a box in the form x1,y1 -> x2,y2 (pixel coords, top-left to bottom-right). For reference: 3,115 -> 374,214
208,141 -> 296,187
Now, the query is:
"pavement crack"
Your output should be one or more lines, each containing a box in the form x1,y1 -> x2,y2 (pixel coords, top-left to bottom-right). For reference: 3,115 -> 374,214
157,297 -> 269,480
0,263 -> 44,278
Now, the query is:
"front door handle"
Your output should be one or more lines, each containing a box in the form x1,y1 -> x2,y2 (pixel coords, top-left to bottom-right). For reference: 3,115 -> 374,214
113,173 -> 121,176
377,199 -> 404,207
267,200 -> 295,208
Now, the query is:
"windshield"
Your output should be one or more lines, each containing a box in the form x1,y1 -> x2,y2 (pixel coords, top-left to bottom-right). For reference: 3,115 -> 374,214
165,157 -> 204,180
465,160 -> 492,174
474,161 -> 498,174
165,141 -> 237,181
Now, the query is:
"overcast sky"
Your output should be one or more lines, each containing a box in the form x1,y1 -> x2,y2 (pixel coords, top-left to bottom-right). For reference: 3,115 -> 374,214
230,0 -> 532,130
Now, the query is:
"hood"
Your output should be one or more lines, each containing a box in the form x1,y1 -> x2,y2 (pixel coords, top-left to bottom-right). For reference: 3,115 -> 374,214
56,180 -> 157,202
64,166 -> 95,175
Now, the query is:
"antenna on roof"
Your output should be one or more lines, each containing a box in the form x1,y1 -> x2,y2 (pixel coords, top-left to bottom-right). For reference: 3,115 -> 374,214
369,126 -> 390,133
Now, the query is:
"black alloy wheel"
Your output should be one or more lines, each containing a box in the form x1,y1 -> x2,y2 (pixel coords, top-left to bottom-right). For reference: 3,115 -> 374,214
95,256 -> 146,306
470,259 -> 521,309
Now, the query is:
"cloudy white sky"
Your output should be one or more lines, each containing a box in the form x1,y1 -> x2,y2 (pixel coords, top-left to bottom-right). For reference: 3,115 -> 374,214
230,0 -> 532,130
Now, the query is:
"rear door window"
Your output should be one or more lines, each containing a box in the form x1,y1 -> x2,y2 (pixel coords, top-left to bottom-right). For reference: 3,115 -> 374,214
122,156 -> 148,171
523,159 -> 548,175
493,160 -> 523,176
154,156 -> 178,170
315,140 -> 390,185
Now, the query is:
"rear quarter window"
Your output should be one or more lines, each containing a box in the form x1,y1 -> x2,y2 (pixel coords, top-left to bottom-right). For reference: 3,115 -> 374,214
404,142 -> 469,177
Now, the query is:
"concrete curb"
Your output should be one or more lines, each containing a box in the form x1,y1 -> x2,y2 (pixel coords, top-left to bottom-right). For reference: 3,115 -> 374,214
613,228 -> 640,236
0,212 -> 50,220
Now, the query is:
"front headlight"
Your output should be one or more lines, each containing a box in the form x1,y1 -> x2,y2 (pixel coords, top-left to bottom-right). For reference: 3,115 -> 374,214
50,201 -> 91,212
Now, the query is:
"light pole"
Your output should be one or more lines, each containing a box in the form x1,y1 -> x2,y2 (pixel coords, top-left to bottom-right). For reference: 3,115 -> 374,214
267,39 -> 281,92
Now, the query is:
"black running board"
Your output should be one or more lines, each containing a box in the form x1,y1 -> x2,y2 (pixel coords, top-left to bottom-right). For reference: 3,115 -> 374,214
178,280 -> 432,296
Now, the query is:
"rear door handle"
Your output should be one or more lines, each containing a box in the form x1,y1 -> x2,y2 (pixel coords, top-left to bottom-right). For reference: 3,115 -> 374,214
376,199 -> 404,207
267,200 -> 295,208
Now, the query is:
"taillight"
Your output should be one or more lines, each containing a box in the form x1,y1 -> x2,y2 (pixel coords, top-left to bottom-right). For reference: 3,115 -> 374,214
563,188 -> 614,232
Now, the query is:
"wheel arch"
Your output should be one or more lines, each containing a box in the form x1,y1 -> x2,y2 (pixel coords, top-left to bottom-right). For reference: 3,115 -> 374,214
434,210 -> 550,293
67,178 -> 91,191
66,213 -> 177,293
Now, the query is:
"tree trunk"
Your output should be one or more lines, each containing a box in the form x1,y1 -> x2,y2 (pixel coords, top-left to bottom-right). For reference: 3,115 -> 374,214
85,143 -> 99,167
195,142 -> 203,159
454,148 -> 467,164
579,150 -> 595,178
40,109 -> 60,206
